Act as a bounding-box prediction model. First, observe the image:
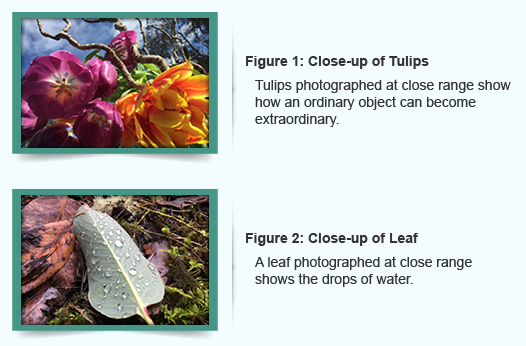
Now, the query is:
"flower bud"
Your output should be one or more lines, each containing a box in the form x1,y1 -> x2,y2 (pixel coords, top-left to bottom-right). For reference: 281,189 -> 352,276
106,30 -> 137,72
86,59 -> 118,98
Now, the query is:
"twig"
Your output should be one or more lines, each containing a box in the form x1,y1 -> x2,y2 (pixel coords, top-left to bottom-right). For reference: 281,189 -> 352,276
82,18 -> 127,31
137,205 -> 202,232
136,18 -> 150,55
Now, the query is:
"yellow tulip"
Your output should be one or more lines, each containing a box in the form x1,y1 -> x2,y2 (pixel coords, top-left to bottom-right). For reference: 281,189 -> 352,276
115,62 -> 209,148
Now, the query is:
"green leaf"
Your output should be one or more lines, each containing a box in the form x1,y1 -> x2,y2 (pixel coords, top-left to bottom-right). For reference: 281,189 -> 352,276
83,49 -> 101,65
143,63 -> 161,74
73,206 -> 165,325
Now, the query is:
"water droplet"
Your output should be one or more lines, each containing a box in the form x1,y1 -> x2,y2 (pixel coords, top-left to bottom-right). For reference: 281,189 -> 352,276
138,273 -> 144,280
122,292 -> 128,299
129,269 -> 137,276
103,283 -> 112,293
134,254 -> 140,261
80,231 -> 85,238
109,231 -> 114,237
98,304 -> 102,309
132,261 -> 136,266
135,283 -> 140,288
125,252 -> 130,258
115,240 -> 123,247
137,288 -> 141,293
148,296 -> 151,299
105,269 -> 113,277
115,291 -> 119,297
116,278 -> 120,284
117,303 -> 123,311
100,230 -> 105,235
92,248 -> 97,254
91,258 -> 99,265
93,223 -> 97,227
115,255 -> 121,260
116,229 -> 121,235
97,264 -> 103,271
145,282 -> 150,286
148,263 -> 156,271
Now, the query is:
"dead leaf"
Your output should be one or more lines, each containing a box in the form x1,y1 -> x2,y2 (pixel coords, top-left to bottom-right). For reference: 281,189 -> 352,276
22,221 -> 75,294
147,239 -> 170,278
21,285 -> 60,325
22,195 -> 81,232
156,195 -> 209,209
21,196 -> 82,294
21,249 -> 83,325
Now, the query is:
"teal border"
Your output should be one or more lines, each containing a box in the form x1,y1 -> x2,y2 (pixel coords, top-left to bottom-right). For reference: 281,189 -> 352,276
13,13 -> 218,154
13,189 -> 218,331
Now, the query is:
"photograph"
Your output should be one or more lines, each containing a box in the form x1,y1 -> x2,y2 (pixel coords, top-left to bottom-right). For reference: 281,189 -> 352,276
14,13 -> 217,153
14,190 -> 218,330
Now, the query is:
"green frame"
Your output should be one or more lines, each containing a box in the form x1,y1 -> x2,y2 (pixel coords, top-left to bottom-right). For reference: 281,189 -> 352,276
13,189 -> 218,331
13,12 -> 218,154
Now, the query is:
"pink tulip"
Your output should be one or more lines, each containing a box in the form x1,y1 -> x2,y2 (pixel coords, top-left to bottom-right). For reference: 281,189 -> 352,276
22,99 -> 47,142
73,99 -> 124,148
28,123 -> 80,148
86,59 -> 118,98
106,30 -> 137,72
22,51 -> 97,120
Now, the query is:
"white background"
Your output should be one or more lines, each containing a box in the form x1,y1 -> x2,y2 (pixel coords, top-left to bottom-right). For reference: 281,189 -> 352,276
6,1 -> 526,345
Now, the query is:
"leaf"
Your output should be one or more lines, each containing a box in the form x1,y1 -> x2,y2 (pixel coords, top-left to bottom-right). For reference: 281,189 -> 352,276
73,205 -> 164,325
83,49 -> 101,65
147,240 -> 170,278
21,195 -> 82,294
156,195 -> 209,209
22,249 -> 83,325
21,220 -> 75,294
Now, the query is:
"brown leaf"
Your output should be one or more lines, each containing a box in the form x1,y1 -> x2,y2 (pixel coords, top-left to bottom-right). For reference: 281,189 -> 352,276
21,249 -> 83,325
22,195 -> 81,232
147,239 -> 170,277
21,221 -> 75,294
21,196 -> 82,294
156,195 -> 209,209
21,284 -> 60,325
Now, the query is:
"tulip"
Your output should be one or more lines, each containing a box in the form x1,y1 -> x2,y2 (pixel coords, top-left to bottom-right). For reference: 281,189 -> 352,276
85,59 -> 118,98
73,99 -> 124,148
28,123 -> 80,148
115,61 -> 209,148
22,100 -> 47,142
22,51 -> 97,120
106,30 -> 137,72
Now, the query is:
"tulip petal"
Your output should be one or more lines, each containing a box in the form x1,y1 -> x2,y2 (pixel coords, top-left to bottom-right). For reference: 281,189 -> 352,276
150,123 -> 175,148
176,75 -> 209,98
161,89 -> 188,111
149,107 -> 185,129
153,61 -> 194,92
188,98 -> 209,114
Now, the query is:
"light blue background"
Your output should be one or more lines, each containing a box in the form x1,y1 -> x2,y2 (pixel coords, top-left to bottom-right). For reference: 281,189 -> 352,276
7,1 -> 526,345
